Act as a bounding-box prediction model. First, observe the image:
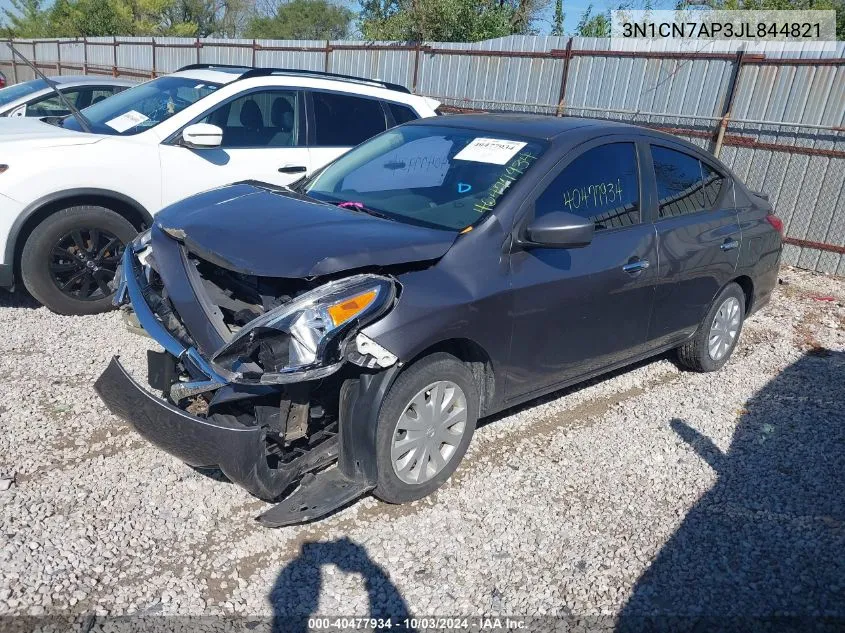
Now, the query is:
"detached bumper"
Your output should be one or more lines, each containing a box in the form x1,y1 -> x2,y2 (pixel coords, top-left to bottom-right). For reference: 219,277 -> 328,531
94,356 -> 339,502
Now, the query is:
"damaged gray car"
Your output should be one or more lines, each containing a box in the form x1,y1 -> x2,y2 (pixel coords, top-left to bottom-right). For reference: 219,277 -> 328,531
95,115 -> 782,526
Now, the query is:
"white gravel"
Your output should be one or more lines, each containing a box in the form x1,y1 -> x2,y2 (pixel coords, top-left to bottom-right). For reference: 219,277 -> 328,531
1,266 -> 843,628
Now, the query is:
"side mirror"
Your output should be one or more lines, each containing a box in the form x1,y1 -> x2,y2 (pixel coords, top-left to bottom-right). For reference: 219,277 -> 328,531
524,211 -> 595,248
181,123 -> 223,149
9,105 -> 26,118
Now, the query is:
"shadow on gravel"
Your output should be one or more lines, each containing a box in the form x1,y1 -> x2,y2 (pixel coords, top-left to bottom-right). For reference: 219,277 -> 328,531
268,537 -> 415,633
0,288 -> 39,310
617,351 -> 845,632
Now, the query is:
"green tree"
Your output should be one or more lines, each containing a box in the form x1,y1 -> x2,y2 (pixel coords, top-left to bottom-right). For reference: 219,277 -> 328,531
359,0 -> 545,41
246,0 -> 352,38
551,0 -> 564,35
576,3 -> 610,36
2,0 -> 50,37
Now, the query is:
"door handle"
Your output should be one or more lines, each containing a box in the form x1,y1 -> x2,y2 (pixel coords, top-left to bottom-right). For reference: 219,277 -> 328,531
278,165 -> 307,174
720,239 -> 740,251
622,259 -> 650,274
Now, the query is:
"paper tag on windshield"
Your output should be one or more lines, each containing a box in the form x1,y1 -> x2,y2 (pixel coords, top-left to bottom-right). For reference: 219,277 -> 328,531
105,110 -> 149,133
454,138 -> 527,165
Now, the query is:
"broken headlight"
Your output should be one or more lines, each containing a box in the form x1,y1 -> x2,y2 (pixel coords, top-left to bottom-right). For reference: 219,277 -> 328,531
210,274 -> 396,384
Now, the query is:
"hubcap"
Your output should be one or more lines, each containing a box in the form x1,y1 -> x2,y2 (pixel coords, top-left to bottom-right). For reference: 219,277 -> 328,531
49,228 -> 125,301
391,380 -> 468,485
708,296 -> 741,361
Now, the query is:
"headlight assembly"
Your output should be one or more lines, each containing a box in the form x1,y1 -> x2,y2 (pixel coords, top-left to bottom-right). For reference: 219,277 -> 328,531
210,274 -> 396,384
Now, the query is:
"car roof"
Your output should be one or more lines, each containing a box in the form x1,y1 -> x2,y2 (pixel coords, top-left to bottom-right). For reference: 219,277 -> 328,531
170,65 -> 413,95
47,75 -> 135,86
408,113 -> 638,141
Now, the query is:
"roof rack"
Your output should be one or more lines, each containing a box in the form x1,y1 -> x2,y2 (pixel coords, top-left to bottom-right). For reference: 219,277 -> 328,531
176,63 -> 410,94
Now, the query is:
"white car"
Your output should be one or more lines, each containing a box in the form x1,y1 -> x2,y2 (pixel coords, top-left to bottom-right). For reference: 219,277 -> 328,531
0,76 -> 134,118
0,64 -> 439,314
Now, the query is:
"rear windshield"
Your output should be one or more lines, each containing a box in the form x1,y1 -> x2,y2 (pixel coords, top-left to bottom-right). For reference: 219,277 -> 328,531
0,79 -> 46,107
63,76 -> 220,135
306,125 -> 545,231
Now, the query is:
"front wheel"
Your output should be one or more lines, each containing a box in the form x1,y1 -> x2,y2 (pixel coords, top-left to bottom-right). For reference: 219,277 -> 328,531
374,352 -> 479,504
677,282 -> 746,372
21,206 -> 137,315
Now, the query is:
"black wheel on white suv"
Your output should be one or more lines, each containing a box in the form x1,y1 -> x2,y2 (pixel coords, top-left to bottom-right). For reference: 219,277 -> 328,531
21,205 -> 137,315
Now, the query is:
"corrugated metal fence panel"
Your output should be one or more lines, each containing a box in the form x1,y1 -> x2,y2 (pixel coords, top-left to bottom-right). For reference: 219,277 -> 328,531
117,37 -> 154,75
256,39 -> 325,70
58,40 -> 85,68
418,36 -> 567,113
329,41 -> 414,88
153,37 -> 199,73
199,38 -> 254,67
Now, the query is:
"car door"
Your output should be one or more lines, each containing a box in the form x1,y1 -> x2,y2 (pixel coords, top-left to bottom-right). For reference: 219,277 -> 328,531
646,143 -> 741,347
159,88 -> 310,207
306,90 -> 390,172
505,140 -> 658,401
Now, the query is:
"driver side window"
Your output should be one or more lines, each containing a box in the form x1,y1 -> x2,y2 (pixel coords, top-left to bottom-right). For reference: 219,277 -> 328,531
536,143 -> 640,230
200,90 -> 300,149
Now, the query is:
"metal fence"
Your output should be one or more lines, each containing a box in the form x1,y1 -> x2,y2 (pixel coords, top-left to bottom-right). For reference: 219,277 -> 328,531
2,36 -> 844,274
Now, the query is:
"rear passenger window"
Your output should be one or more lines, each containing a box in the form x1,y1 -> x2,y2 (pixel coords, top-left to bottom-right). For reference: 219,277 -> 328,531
312,92 -> 387,146
652,146 -> 724,218
387,102 -> 418,126
536,143 -> 640,230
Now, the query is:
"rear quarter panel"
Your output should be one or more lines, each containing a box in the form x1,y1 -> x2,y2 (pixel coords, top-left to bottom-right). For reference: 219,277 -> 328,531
734,185 -> 782,314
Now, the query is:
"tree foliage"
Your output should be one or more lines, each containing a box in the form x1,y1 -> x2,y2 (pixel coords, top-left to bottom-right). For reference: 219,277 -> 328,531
359,0 -> 547,41
1,0 -> 254,36
575,3 -> 610,36
551,0 -> 563,35
245,0 -> 353,39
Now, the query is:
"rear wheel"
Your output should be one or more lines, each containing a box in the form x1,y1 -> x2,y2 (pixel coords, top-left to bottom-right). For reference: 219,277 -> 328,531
677,282 -> 745,372
21,206 -> 137,315
374,353 -> 478,504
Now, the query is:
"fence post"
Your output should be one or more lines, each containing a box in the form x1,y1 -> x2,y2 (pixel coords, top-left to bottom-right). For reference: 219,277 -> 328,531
555,38 -> 573,117
113,36 -> 118,77
252,39 -> 257,67
324,40 -> 331,72
714,49 -> 746,158
31,41 -> 36,79
151,38 -> 156,77
411,42 -> 421,93
83,37 -> 88,75
196,37 -> 201,64
56,40 -> 62,74
9,39 -> 18,84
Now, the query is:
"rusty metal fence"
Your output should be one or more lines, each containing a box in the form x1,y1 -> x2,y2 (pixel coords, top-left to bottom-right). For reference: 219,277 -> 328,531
2,36 -> 844,274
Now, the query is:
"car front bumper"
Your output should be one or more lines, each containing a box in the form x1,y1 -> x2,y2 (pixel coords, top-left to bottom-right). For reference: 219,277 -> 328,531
94,356 -> 339,502
95,243 -> 396,525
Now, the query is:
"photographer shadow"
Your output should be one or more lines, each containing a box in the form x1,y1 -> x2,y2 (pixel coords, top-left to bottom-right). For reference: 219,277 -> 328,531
617,350 -> 845,631
269,537 -> 415,633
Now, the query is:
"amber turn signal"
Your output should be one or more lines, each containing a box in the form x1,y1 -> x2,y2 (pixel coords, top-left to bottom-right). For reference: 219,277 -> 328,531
327,289 -> 378,327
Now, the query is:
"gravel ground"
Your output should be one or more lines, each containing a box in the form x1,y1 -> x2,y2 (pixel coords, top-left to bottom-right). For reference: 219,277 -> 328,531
1,266 -> 843,630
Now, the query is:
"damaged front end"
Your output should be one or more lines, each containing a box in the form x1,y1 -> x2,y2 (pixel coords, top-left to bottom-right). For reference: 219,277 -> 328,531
94,226 -> 403,526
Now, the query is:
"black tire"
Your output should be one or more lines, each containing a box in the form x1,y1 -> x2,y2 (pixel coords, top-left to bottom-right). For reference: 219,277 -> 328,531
677,282 -> 746,372
374,352 -> 479,504
21,206 -> 137,315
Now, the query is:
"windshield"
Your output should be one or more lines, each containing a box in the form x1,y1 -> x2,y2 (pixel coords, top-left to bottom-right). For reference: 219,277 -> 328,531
0,79 -> 46,108
305,125 -> 545,231
63,76 -> 220,135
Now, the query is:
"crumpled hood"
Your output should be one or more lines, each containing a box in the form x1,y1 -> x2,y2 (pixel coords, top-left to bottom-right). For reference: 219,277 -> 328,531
0,117 -> 102,148
154,182 -> 458,278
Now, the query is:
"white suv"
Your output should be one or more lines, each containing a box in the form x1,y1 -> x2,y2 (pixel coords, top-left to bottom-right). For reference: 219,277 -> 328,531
0,65 -> 439,314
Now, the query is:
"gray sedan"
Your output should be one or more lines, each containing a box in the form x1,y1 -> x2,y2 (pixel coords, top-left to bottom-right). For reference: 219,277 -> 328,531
0,75 -> 134,118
